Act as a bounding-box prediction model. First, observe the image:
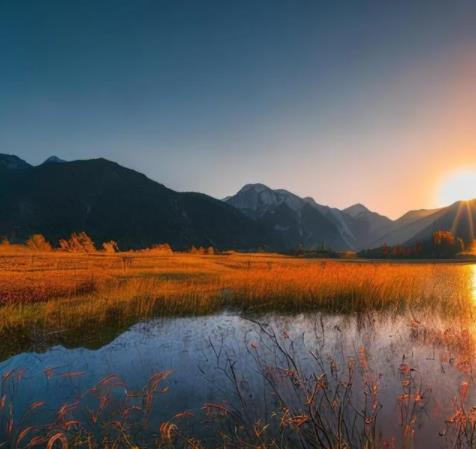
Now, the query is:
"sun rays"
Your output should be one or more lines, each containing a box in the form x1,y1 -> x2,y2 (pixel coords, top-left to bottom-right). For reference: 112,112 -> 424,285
466,200 -> 475,243
450,199 -> 475,244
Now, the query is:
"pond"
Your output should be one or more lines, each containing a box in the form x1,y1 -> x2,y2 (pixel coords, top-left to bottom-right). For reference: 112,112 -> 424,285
1,264 -> 476,448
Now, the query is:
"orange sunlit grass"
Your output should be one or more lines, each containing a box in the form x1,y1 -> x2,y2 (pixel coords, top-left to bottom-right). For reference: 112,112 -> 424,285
0,251 -> 473,308
1,249 -> 476,360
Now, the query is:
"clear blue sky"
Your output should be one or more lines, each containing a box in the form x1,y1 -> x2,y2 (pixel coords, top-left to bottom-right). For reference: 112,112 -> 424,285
1,0 -> 475,217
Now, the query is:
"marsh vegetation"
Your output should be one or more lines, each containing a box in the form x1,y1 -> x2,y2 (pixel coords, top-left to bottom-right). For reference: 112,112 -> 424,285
0,251 -> 475,448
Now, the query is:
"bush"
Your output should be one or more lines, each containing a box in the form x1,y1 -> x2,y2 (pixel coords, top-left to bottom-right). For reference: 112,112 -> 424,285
102,241 -> 119,253
59,232 -> 96,253
0,238 -> 10,252
146,244 -> 173,255
190,246 -> 206,255
26,234 -> 52,252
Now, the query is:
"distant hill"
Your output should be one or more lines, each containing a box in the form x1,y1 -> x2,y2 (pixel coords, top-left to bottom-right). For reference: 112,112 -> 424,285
342,203 -> 394,249
226,183 -> 476,251
42,155 -> 66,165
0,153 -> 474,252
405,200 -> 476,245
0,155 -> 271,250
0,154 -> 32,170
359,230 -> 465,259
368,207 -> 444,247
366,202 -> 475,249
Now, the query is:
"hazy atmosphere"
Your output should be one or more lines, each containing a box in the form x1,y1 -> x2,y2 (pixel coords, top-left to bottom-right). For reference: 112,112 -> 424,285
2,0 -> 476,217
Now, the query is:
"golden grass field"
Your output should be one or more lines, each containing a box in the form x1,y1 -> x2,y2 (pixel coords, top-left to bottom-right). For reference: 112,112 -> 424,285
0,250 -> 475,340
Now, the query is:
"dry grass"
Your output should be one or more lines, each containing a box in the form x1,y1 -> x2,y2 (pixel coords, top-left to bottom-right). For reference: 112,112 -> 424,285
0,251 -> 475,359
0,251 -> 474,306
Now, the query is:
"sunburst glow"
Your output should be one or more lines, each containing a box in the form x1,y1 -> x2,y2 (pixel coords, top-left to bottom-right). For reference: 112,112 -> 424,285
438,169 -> 476,206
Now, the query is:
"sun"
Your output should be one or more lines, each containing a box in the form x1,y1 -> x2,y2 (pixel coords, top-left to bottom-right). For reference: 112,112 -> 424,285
438,169 -> 476,206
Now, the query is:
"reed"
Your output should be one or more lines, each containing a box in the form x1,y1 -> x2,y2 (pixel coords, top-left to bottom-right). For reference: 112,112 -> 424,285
0,252 -> 475,359
1,317 -> 474,449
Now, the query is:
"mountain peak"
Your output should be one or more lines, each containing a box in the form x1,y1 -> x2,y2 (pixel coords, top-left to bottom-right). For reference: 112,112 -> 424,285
225,183 -> 358,250
343,203 -> 370,218
42,155 -> 66,165
239,183 -> 273,194
303,196 -> 317,206
0,154 -> 32,170
228,183 -> 307,213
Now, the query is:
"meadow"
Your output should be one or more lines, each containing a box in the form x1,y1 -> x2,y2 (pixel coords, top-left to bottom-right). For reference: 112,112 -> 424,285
1,250 -> 475,350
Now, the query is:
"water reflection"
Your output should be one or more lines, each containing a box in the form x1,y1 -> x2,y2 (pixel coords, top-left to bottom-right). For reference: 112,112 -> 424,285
1,310 -> 476,448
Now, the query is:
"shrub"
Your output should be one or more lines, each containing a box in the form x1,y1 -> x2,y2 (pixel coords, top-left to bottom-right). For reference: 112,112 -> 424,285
0,238 -> 10,252
190,246 -> 206,255
59,232 -> 96,253
102,241 -> 119,253
26,234 -> 52,252
148,243 -> 173,255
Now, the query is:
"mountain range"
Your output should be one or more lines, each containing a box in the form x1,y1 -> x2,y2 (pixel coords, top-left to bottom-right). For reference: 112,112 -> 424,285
0,153 -> 474,251
0,154 -> 270,249
225,183 -> 475,250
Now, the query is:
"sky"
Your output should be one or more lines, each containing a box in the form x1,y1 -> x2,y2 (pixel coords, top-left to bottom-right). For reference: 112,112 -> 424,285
1,0 -> 475,218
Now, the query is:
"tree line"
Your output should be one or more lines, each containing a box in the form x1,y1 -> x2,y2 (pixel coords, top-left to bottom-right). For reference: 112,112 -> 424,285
358,231 -> 467,259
